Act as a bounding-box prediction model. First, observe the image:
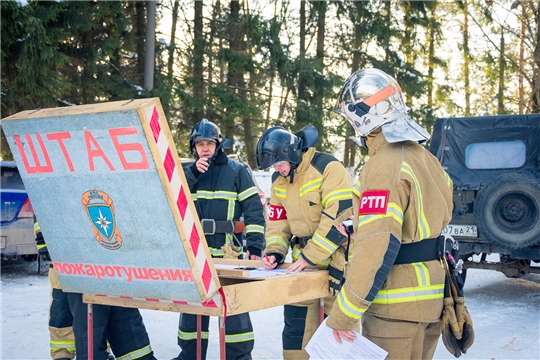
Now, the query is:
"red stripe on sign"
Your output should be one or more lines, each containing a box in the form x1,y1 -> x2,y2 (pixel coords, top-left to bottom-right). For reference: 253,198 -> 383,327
177,186 -> 188,220
172,300 -> 189,305
119,296 -> 133,299
149,106 -> 161,142
145,298 -> 160,302
164,148 -> 175,181
189,223 -> 200,256
201,299 -> 218,308
95,294 -> 107,297
201,261 -> 213,293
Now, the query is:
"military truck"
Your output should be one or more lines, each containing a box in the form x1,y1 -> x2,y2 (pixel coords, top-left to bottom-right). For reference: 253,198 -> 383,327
429,114 -> 540,280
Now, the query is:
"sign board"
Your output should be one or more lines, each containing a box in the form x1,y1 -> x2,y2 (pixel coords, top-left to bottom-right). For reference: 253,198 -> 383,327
1,98 -> 220,302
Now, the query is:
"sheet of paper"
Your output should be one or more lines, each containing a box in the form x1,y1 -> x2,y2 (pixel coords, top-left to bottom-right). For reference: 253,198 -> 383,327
305,318 -> 388,360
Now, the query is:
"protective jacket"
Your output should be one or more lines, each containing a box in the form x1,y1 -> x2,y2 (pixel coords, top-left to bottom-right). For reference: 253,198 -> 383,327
327,131 -> 453,331
265,147 -> 353,277
185,151 -> 265,257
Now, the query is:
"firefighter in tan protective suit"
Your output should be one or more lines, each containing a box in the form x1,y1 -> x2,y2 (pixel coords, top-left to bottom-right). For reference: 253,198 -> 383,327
327,68 -> 454,359
256,125 -> 353,360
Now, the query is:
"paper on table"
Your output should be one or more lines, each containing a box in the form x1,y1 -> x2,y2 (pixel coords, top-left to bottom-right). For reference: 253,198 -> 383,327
214,264 -> 318,278
305,318 -> 388,360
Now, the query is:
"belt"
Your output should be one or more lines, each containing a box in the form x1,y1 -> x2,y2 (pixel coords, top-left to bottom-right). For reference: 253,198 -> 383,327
201,219 -> 241,235
394,235 -> 445,265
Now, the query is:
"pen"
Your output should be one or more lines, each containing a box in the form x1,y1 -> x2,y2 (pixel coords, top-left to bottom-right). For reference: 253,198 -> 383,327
264,253 -> 270,262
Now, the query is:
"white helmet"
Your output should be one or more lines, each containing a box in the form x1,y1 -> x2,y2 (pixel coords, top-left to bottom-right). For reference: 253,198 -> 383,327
334,68 -> 430,143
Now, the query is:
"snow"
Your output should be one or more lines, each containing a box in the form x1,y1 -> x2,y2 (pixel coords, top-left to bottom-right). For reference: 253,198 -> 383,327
2,258 -> 540,360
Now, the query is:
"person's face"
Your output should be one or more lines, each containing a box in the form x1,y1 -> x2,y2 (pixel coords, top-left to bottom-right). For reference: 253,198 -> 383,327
195,140 -> 217,158
273,161 -> 291,176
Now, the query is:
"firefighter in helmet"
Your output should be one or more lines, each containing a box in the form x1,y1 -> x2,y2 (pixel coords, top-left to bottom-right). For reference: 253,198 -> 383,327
173,119 -> 265,360
327,68 -> 458,359
257,125 -> 353,360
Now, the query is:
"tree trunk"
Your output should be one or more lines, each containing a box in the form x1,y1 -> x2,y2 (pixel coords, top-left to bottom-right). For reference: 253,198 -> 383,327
532,0 -> 540,112
312,2 -> 326,150
136,2 -> 146,78
193,0 -> 204,125
298,0 -> 307,101
167,0 -> 179,84
144,0 -> 156,90
498,26 -> 505,114
519,2 -> 526,113
463,0 -> 471,115
343,2 -> 367,167
427,7 -> 435,108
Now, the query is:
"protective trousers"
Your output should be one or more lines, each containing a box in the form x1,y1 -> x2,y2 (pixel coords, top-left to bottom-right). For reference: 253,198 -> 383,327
177,312 -> 254,360
67,293 -> 155,360
362,313 -> 441,360
282,295 -> 335,360
48,268 -> 76,359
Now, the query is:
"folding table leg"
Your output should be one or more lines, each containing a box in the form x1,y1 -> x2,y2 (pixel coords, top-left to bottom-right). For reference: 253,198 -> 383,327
319,298 -> 324,324
219,317 -> 226,360
197,314 -> 202,360
88,303 -> 94,360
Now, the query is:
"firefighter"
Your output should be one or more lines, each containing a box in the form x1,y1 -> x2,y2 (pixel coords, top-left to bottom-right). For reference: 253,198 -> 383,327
35,220 -> 76,360
327,68 -> 454,359
257,125 -> 353,360
173,119 -> 266,360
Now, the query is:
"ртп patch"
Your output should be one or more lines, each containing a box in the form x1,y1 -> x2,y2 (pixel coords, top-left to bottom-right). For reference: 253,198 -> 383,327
359,189 -> 389,215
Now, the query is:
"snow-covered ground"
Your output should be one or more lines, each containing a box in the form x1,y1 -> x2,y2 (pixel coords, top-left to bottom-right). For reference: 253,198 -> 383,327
2,257 -> 539,360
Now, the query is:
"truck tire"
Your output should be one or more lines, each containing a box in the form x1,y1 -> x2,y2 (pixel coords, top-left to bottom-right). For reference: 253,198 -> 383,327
474,173 -> 540,250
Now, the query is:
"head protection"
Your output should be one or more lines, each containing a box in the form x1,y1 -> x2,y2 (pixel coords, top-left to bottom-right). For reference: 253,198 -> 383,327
334,68 -> 430,143
189,119 -> 222,154
256,125 -> 318,170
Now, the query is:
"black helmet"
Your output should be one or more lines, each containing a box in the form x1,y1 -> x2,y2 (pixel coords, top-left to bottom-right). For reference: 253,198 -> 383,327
189,119 -> 222,154
256,127 -> 303,170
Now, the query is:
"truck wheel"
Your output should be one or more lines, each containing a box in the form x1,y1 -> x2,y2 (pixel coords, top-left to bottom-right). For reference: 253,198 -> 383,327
474,173 -> 540,250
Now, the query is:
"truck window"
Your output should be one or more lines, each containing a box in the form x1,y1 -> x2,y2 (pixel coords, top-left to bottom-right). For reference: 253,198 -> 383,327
465,140 -> 526,170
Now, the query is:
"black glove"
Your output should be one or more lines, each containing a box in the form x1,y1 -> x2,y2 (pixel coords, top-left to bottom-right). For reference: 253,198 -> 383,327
35,232 -> 51,261
246,246 -> 262,258
266,253 -> 283,265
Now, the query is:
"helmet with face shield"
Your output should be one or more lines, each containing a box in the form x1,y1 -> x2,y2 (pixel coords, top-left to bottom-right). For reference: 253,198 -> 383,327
256,127 -> 302,170
334,68 -> 429,143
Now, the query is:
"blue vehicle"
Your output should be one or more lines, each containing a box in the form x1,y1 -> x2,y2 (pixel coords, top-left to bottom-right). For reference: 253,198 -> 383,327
1,161 -> 37,260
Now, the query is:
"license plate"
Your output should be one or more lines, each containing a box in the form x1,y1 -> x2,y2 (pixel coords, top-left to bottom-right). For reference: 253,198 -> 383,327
1,236 -> 6,249
442,224 -> 478,238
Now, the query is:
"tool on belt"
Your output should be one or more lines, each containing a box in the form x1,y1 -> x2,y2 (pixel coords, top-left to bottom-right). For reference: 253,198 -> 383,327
201,219 -> 246,259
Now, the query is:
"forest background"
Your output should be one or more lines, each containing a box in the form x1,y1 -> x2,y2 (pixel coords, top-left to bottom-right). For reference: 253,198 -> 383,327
1,0 -> 539,170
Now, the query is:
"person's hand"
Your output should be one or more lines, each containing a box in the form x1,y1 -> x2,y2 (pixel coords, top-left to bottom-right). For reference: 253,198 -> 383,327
337,216 -> 354,237
287,257 -> 308,272
245,250 -> 260,260
195,157 -> 210,173
262,254 -> 278,270
332,329 -> 356,344
336,223 -> 348,237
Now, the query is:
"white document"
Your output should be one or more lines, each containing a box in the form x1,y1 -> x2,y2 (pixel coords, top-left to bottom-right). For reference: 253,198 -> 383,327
305,318 -> 388,360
